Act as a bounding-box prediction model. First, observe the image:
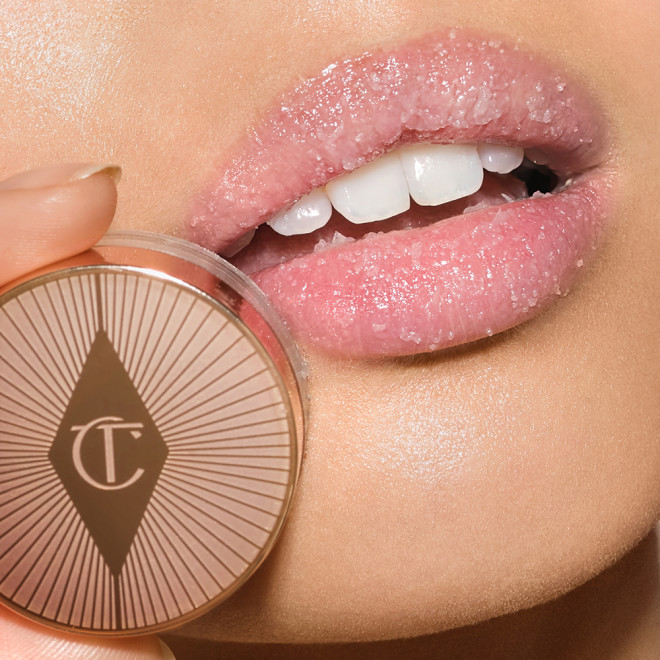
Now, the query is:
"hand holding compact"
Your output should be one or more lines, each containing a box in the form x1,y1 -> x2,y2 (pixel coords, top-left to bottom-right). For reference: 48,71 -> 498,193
0,163 -> 173,659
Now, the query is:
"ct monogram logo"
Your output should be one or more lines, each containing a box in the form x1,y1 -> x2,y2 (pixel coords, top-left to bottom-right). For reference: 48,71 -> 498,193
49,322 -> 169,577
70,416 -> 145,491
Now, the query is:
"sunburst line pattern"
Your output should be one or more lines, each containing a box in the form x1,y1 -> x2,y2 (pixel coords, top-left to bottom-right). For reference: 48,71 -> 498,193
0,267 -> 297,632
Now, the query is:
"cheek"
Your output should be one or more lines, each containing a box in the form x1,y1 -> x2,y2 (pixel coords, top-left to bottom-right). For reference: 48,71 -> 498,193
0,3 -> 140,162
271,366 -> 656,639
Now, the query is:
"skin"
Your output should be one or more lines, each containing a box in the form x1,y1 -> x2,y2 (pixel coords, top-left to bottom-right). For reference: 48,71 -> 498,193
0,1 -> 658,658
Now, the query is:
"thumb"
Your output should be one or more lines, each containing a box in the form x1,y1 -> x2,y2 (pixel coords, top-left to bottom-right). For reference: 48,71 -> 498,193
0,162 -> 121,287
0,604 -> 172,659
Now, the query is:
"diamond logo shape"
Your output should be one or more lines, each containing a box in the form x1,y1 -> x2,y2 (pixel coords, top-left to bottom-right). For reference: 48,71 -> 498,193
49,328 -> 168,576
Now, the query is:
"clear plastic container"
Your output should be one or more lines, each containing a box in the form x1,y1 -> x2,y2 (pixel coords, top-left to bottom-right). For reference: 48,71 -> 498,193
0,231 -> 306,635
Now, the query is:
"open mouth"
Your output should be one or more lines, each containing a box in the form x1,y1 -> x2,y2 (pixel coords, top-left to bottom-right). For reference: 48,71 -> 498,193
187,31 -> 612,358
224,146 -> 559,274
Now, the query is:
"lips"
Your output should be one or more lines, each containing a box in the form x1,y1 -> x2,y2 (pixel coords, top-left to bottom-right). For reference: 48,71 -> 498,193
187,31 -> 613,357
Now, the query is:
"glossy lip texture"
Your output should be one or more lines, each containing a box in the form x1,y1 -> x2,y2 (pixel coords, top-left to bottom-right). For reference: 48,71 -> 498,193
187,31 -> 613,357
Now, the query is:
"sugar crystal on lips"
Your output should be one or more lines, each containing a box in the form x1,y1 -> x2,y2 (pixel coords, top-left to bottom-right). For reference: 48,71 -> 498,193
189,31 -> 608,358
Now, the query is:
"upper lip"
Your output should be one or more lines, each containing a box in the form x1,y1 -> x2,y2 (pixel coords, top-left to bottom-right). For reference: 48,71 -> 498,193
187,30 -> 609,253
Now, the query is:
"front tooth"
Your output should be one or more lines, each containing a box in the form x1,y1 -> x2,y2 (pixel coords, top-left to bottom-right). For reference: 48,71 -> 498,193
399,143 -> 484,206
477,144 -> 524,174
325,152 -> 410,224
267,188 -> 333,236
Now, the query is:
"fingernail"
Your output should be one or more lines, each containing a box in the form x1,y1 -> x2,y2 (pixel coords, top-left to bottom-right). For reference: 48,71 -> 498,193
66,163 -> 122,185
0,162 -> 122,191
159,639 -> 176,660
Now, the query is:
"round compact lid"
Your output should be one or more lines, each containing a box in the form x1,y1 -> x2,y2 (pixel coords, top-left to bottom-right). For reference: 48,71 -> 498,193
0,234 -> 305,635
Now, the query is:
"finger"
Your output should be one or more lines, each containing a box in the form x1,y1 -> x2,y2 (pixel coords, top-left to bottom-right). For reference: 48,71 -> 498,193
0,604 -> 172,659
0,162 -> 121,287
0,163 -> 175,658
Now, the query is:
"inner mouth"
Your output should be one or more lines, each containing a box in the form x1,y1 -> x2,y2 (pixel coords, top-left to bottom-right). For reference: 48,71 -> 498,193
224,143 -> 564,275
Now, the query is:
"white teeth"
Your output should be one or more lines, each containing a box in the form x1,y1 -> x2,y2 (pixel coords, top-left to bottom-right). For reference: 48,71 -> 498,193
325,152 -> 410,224
263,142 -> 530,239
267,188 -> 333,236
477,144 -> 525,174
398,143 -> 484,206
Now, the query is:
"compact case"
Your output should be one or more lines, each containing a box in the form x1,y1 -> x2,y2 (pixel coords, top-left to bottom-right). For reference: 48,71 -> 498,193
0,232 -> 306,635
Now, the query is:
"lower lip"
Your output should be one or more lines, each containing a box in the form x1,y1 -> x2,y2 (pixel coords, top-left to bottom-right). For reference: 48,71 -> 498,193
250,172 -> 611,357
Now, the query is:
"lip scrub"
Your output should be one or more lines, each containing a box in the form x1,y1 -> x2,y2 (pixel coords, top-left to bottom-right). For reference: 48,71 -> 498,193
0,231 -> 306,635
